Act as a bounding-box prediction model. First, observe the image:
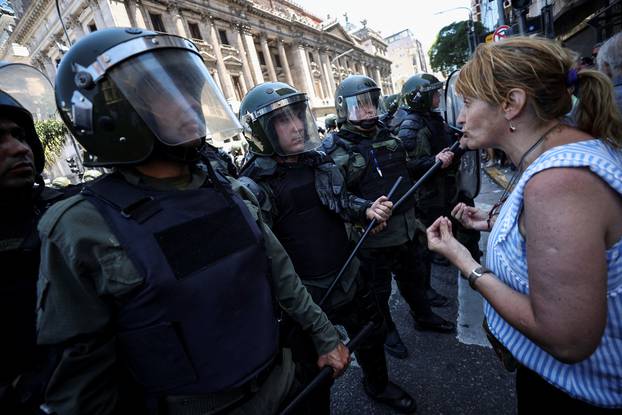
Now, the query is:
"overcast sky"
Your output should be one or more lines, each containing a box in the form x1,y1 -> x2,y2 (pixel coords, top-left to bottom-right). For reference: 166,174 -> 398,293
297,0 -> 473,54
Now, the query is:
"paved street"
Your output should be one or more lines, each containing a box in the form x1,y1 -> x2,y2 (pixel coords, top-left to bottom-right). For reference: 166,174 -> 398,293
330,170 -> 516,414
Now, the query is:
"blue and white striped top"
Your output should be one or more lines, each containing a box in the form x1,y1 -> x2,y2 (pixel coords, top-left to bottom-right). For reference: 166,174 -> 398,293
484,139 -> 622,408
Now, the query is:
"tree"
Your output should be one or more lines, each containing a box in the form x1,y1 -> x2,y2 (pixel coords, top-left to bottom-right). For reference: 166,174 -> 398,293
429,20 -> 486,76
35,119 -> 69,168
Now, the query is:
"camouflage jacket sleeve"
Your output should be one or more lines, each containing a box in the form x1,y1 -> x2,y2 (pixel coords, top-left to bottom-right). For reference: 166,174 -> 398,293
232,180 -> 340,355
37,195 -> 142,415
315,158 -> 371,224
403,124 -> 436,179
321,136 -> 372,220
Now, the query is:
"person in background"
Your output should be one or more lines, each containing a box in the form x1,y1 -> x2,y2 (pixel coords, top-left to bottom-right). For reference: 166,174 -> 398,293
597,32 -> 622,114
0,62 -> 67,415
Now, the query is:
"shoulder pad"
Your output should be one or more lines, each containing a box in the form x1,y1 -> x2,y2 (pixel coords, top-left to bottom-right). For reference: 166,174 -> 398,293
240,156 -> 277,180
399,114 -> 426,131
237,176 -> 271,212
37,194 -> 89,237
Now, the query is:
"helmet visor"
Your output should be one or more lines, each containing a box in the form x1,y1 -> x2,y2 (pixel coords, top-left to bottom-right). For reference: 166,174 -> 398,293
108,49 -> 241,146
345,90 -> 384,122
0,63 -> 57,121
431,89 -> 446,113
258,100 -> 321,156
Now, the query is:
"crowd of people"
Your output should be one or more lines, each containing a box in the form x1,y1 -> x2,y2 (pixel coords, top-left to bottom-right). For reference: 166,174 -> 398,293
1,25 -> 621,415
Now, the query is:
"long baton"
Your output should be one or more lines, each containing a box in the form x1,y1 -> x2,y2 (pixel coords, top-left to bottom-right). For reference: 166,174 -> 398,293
393,140 -> 464,210
279,321 -> 376,415
318,176 -> 403,307
318,140 -> 465,307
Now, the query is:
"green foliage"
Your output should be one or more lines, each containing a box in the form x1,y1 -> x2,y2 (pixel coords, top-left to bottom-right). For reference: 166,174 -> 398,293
429,20 -> 486,76
35,119 -> 68,167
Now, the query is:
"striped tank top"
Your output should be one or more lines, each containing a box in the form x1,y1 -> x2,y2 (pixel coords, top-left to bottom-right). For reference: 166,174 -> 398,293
484,139 -> 622,408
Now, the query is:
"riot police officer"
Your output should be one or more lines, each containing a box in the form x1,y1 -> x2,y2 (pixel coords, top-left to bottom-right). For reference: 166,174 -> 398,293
36,28 -> 348,415
391,74 -> 480,264
0,62 -> 67,414
390,74 -> 459,277
390,74 -> 456,225
239,82 -> 416,413
324,113 -> 338,134
380,93 -> 400,123
322,75 -> 455,360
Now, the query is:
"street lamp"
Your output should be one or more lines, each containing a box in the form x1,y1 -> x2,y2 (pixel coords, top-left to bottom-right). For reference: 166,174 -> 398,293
435,7 -> 476,55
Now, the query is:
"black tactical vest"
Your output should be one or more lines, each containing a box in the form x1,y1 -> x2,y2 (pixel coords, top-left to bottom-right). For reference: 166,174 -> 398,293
339,130 -> 416,214
268,164 -> 350,280
82,173 -> 278,401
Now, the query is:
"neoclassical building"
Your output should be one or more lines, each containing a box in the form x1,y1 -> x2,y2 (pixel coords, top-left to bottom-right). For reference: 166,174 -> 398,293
1,0 -> 394,116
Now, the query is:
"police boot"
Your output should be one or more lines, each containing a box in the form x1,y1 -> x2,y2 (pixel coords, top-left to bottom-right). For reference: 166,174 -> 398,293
411,311 -> 455,333
364,380 -> 417,413
384,328 -> 408,359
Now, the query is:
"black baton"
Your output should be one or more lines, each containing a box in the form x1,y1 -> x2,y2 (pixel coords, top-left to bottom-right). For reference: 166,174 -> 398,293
318,176 -> 403,307
393,140 -> 464,210
279,321 -> 376,415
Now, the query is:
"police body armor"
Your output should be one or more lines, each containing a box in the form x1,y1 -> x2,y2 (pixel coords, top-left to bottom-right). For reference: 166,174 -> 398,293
82,173 -> 278,405
395,111 -> 459,218
266,163 -> 350,280
332,128 -> 415,214
0,187 -> 66,409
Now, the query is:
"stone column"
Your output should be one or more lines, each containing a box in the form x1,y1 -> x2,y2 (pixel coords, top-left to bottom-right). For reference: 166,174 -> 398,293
375,67 -> 383,93
134,1 -> 149,28
350,59 -> 358,75
89,5 -> 106,29
107,0 -> 134,26
291,44 -> 316,101
277,39 -> 294,85
169,6 -> 187,37
234,27 -> 255,90
211,69 -> 223,92
242,28 -> 264,84
238,73 -> 248,95
207,19 -> 236,100
320,52 -> 335,92
162,5 -> 179,35
361,64 -> 369,77
260,35 -> 277,82
313,49 -> 330,100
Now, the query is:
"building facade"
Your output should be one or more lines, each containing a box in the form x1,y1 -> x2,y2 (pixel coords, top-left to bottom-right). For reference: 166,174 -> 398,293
384,29 -> 429,93
0,0 -> 393,116
471,0 -> 621,57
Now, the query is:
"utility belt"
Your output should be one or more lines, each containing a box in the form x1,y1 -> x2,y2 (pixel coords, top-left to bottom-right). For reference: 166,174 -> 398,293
162,352 -> 280,415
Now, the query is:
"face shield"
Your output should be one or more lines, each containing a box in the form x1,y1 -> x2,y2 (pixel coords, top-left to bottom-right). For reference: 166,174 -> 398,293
431,88 -> 446,113
108,48 -> 241,147
0,63 -> 57,121
344,90 -> 384,122
444,70 -> 464,129
254,97 -> 321,156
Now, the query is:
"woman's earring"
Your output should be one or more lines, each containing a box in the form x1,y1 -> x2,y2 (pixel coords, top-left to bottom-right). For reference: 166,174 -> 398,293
509,120 -> 516,133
